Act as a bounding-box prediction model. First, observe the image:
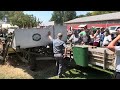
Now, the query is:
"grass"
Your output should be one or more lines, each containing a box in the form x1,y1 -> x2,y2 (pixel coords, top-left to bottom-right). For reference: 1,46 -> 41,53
49,66 -> 114,79
0,57 -> 114,79
0,64 -> 114,79
0,65 -> 33,79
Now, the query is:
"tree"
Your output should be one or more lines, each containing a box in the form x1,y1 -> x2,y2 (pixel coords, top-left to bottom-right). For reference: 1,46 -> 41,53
76,11 -> 119,18
50,11 -> 64,25
78,14 -> 86,17
91,11 -> 118,15
64,11 -> 76,21
86,12 -> 92,16
0,11 -> 41,28
50,11 -> 76,24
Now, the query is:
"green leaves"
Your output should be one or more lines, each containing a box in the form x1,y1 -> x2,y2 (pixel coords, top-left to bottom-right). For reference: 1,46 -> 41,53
50,11 -> 76,25
0,11 -> 40,28
77,11 -> 118,18
64,11 -> 76,21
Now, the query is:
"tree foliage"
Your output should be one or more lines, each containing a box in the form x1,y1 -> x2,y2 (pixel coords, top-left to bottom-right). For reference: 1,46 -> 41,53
0,11 -> 41,28
91,11 -> 117,15
50,11 -> 76,24
77,11 -> 119,18
86,12 -> 92,16
50,11 -> 64,25
64,11 -> 76,21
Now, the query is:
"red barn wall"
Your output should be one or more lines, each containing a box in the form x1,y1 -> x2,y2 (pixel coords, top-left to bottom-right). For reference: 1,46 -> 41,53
66,20 -> 120,30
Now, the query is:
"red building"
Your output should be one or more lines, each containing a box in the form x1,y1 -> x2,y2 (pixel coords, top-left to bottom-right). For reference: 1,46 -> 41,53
64,12 -> 120,30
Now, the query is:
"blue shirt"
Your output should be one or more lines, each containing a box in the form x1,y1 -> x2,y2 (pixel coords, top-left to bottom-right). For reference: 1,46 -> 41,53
51,38 -> 67,54
99,33 -> 104,42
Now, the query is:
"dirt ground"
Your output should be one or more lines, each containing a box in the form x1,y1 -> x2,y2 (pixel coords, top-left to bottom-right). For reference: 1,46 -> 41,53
0,54 -> 114,79
0,55 -> 56,79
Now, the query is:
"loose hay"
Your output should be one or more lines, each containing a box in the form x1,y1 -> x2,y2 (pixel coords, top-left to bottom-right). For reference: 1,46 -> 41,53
0,65 -> 33,79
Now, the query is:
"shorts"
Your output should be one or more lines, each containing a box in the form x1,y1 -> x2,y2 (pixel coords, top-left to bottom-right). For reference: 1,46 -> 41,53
93,42 -> 99,47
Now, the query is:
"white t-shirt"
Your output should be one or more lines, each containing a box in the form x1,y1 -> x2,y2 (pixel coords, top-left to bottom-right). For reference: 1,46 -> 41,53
69,34 -> 79,43
102,35 -> 112,46
94,34 -> 100,42
82,35 -> 88,43
115,46 -> 120,72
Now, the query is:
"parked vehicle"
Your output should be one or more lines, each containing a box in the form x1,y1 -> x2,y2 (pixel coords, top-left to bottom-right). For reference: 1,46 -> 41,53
108,26 -> 120,34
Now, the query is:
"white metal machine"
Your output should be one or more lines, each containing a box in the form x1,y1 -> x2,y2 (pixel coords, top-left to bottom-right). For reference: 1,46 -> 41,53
2,25 -> 67,70
12,25 -> 67,49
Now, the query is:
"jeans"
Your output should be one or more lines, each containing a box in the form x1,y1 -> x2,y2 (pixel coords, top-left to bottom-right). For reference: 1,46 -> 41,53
54,54 -> 64,76
100,41 -> 103,47
114,72 -> 120,79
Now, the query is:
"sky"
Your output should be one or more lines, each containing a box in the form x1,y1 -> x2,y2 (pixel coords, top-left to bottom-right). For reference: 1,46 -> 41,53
24,11 -> 90,23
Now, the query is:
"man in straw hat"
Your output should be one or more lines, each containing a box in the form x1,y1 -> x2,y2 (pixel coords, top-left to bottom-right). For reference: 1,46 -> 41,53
47,31 -> 67,78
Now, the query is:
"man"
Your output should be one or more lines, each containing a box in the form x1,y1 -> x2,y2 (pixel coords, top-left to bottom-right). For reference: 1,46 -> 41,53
48,31 -> 67,78
93,30 -> 100,47
107,35 -> 120,79
68,30 -> 80,45
116,28 -> 120,46
79,28 -> 88,45
79,28 -> 86,36
99,28 -> 105,47
102,30 -> 111,47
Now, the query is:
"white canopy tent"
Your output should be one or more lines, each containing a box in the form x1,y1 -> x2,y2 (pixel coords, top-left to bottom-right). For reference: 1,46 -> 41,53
78,24 -> 87,28
9,25 -> 19,29
2,24 -> 19,29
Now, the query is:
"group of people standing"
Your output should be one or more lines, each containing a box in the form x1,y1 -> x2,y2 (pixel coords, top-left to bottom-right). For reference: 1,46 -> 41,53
67,27 -> 120,47
67,27 -> 120,79
47,26 -> 120,79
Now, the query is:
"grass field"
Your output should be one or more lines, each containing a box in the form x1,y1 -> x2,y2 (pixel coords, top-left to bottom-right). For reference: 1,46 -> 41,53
0,59 -> 114,79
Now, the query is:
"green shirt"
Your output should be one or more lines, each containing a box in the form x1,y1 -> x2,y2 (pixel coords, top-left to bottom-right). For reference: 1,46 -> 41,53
79,31 -> 86,36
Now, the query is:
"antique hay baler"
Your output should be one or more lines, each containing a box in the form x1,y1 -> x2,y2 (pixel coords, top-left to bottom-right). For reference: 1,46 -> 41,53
4,25 -> 67,70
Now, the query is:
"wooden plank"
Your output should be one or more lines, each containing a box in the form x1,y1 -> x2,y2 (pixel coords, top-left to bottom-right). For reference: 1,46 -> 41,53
88,48 -> 105,53
90,57 -> 104,61
107,55 -> 115,59
106,57 -> 115,60
89,54 -> 104,58
106,64 -> 115,70
103,50 -> 106,69
106,60 -> 114,63
89,52 -> 104,56
90,60 -> 115,70
36,57 -> 54,60
90,61 -> 104,67
90,58 -> 104,63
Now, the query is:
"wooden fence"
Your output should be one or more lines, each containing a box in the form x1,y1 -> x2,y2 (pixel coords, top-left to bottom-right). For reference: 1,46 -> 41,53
67,45 -> 115,70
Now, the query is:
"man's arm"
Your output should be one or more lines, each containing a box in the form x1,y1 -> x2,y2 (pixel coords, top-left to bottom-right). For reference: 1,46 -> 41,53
68,35 -> 73,42
47,31 -> 53,41
93,30 -> 99,38
63,42 -> 67,58
107,35 -> 120,52
48,35 -> 53,41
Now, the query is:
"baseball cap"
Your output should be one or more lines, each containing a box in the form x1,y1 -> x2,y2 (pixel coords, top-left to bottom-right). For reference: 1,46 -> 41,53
57,33 -> 63,37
